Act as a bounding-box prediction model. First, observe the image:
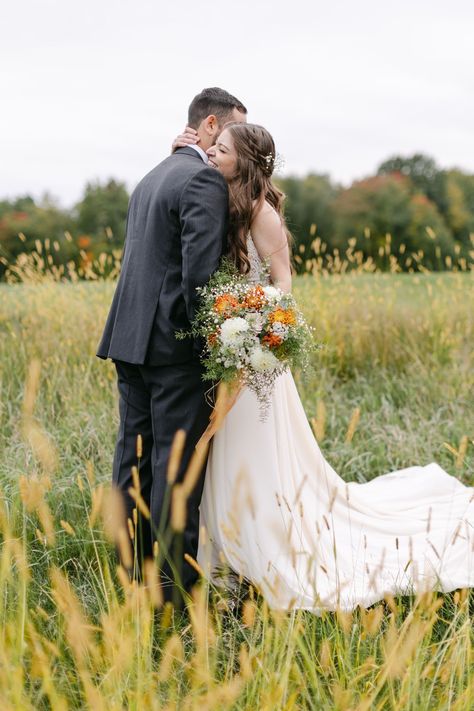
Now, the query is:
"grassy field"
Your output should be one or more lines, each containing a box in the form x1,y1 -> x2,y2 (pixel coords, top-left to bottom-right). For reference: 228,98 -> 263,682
0,270 -> 473,709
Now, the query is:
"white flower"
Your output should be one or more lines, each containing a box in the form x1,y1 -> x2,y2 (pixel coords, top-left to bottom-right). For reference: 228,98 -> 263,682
220,317 -> 249,346
249,346 -> 280,372
262,285 -> 282,302
246,312 -> 264,333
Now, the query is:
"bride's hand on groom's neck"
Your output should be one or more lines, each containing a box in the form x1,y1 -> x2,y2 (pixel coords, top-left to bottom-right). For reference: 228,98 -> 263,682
171,126 -> 200,153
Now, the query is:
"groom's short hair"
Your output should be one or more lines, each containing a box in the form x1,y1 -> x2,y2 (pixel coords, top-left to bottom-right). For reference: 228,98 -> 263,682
188,88 -> 247,128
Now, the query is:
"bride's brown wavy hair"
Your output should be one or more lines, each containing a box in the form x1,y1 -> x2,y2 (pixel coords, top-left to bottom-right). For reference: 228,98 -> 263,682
223,123 -> 292,273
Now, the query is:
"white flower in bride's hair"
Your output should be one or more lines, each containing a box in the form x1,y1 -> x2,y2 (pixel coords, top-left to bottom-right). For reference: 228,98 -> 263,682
262,285 -> 281,302
220,317 -> 249,346
249,346 -> 279,372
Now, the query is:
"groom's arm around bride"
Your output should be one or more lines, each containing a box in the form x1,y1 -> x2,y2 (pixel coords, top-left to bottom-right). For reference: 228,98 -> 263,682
96,87 -> 247,605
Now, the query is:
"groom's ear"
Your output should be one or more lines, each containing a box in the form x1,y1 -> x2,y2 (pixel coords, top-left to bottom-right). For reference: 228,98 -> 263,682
203,114 -> 218,135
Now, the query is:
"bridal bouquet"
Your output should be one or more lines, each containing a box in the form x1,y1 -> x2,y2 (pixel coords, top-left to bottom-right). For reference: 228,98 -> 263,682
182,262 -> 315,418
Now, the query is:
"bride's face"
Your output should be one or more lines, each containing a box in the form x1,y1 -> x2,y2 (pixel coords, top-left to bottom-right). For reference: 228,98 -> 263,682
207,129 -> 237,180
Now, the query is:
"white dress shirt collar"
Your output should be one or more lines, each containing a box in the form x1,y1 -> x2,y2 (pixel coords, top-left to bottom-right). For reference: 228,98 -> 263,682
188,144 -> 209,164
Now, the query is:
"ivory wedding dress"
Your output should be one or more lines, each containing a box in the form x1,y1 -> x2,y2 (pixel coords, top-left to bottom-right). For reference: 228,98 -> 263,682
197,236 -> 474,612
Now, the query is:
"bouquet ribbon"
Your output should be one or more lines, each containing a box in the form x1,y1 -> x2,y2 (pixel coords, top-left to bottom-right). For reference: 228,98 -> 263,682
196,378 -> 243,453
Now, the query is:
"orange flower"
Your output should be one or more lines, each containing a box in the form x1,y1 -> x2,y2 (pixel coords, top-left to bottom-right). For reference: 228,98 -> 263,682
243,285 -> 265,310
269,308 -> 296,326
207,331 -> 219,347
262,333 -> 283,348
214,293 -> 240,316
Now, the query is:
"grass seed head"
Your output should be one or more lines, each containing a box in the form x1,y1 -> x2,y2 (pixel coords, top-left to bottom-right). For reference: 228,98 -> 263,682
167,429 -> 186,484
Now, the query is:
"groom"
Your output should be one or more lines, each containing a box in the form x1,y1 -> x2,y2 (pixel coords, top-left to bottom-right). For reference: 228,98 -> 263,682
97,87 -> 247,605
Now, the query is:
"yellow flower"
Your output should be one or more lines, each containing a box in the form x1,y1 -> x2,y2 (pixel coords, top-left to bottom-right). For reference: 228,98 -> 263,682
269,308 -> 296,326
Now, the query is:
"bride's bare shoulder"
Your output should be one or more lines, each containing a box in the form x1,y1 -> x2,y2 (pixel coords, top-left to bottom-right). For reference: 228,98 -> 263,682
252,198 -> 279,215
251,200 -> 281,229
250,201 -> 287,255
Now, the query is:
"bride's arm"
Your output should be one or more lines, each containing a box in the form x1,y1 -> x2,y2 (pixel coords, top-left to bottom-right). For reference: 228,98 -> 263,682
250,203 -> 292,292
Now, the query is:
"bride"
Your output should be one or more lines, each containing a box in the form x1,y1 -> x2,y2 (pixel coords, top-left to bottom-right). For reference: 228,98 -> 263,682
178,122 -> 474,612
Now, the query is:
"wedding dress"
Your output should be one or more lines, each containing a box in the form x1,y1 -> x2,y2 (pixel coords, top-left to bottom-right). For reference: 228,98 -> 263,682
197,235 -> 474,612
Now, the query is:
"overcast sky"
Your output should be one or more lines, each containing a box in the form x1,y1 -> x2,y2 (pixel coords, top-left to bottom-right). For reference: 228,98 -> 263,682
1,0 -> 473,207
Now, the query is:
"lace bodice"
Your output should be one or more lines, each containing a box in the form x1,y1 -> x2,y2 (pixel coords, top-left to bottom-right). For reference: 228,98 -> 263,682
246,233 -> 270,285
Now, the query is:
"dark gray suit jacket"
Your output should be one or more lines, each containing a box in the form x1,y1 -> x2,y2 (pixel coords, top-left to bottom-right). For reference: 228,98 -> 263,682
97,147 -> 228,365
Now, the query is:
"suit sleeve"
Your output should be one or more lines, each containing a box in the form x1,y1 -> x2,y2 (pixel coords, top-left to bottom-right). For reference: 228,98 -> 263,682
179,168 -> 229,322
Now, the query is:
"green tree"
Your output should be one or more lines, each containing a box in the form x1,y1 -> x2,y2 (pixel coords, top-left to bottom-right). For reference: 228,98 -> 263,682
276,173 -> 337,249
0,195 -> 35,218
75,179 -> 129,248
444,170 -> 474,250
0,195 -> 76,276
405,193 -> 454,267
377,153 -> 448,215
333,174 -> 454,269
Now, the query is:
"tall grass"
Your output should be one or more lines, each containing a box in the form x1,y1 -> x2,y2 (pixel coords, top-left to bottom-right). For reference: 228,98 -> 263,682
0,243 -> 473,708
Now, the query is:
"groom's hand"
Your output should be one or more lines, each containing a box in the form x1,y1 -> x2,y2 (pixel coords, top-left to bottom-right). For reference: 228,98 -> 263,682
171,126 -> 200,153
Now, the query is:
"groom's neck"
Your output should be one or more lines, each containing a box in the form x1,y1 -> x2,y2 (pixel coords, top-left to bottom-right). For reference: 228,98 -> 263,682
195,129 -> 214,153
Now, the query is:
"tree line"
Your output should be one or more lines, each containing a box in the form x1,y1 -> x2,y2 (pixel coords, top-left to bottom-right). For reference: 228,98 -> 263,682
1,153 -> 473,278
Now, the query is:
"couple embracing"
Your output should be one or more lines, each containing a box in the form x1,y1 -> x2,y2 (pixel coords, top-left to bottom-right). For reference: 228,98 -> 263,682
98,87 -> 474,612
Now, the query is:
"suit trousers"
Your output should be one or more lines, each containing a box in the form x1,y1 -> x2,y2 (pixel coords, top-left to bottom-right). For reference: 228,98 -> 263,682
112,358 -> 212,605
